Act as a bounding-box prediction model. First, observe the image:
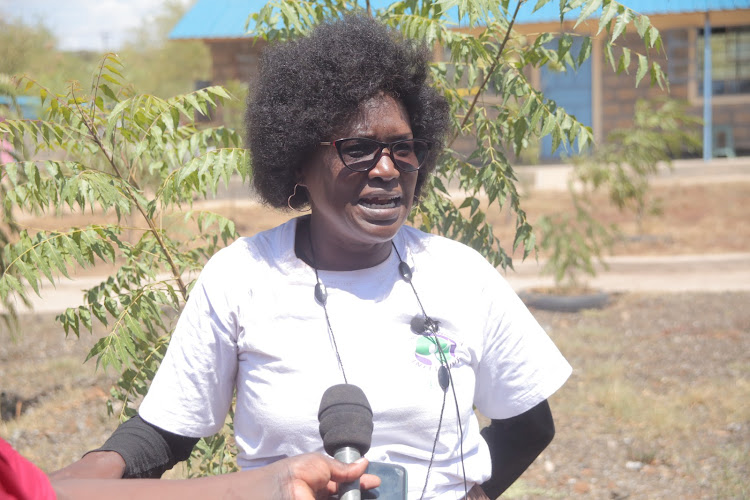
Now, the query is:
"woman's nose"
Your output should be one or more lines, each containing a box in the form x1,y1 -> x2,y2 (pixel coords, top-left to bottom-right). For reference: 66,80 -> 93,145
368,149 -> 399,180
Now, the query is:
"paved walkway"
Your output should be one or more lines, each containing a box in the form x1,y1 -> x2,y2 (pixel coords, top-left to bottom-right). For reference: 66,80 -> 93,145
507,252 -> 750,293
525,156 -> 750,191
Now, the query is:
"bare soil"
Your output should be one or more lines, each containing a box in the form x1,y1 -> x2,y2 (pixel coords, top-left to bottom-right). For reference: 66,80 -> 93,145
14,181 -> 750,262
512,291 -> 749,499
1,181 -> 748,498
486,181 -> 750,259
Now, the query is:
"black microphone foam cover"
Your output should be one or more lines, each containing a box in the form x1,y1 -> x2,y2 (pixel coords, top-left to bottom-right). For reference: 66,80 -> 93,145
318,384 -> 373,457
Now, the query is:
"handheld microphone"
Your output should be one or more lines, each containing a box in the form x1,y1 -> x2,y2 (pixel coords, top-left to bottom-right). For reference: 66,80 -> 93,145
318,384 -> 373,500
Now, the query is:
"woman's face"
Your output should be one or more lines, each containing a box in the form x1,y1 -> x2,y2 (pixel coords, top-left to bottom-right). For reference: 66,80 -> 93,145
302,94 -> 418,260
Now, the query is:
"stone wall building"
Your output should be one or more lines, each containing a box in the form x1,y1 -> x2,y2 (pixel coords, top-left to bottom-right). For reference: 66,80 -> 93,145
170,0 -> 750,160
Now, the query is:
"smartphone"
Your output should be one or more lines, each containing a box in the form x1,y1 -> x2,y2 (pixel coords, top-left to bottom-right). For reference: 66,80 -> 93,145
364,461 -> 408,500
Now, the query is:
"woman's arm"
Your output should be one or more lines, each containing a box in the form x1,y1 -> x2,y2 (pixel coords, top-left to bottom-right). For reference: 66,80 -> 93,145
479,399 -> 556,499
49,415 -> 198,480
48,450 -> 126,480
3,435 -> 379,500
53,454 -> 380,500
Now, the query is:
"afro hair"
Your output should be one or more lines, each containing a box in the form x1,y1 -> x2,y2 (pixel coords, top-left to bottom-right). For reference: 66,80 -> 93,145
245,14 -> 450,209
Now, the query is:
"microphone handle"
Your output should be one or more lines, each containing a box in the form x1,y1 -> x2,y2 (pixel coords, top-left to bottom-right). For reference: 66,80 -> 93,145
334,446 -> 362,500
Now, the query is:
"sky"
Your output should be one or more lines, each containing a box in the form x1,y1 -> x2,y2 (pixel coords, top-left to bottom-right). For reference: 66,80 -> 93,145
0,0 -> 193,51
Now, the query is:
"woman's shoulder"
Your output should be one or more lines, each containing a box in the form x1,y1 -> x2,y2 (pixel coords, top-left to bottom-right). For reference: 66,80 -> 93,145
203,218 -> 299,274
399,225 -> 517,295
400,225 -> 492,268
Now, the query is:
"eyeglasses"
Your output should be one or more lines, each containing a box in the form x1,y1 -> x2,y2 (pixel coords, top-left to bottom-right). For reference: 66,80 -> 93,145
320,137 -> 432,173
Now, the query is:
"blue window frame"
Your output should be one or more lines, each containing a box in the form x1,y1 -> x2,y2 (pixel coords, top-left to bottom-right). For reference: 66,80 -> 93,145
698,25 -> 750,96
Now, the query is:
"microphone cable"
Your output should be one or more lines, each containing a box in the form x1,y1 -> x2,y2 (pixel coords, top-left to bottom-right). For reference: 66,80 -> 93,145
392,243 -> 468,500
310,233 -> 469,499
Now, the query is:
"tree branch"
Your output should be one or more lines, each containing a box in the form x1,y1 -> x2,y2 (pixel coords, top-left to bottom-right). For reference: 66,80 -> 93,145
71,86 -> 189,300
448,0 -> 525,149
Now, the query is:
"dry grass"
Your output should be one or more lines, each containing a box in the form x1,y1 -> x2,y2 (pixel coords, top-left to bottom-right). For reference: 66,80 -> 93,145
509,292 -> 750,499
0,314 -> 117,471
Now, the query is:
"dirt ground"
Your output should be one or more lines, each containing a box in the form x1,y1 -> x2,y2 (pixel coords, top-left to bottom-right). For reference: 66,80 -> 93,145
14,181 -> 750,261
513,292 -> 749,499
1,180 -> 749,498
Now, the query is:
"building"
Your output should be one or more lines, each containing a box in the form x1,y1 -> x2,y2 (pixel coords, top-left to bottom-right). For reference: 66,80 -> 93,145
170,0 -> 750,160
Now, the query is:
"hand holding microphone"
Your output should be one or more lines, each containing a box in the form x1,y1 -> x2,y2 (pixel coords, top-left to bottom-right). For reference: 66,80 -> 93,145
318,384 -> 374,500
269,453 -> 380,500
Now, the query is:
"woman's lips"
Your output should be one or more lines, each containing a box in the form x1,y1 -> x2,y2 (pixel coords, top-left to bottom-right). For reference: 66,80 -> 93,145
358,196 -> 401,209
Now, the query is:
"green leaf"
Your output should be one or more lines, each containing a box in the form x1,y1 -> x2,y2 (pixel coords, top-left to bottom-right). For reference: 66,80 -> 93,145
618,47 -> 631,74
650,61 -> 666,90
605,41 -> 616,71
575,0 -> 602,28
577,36 -> 592,68
598,0 -> 619,35
611,8 -> 631,42
104,64 -> 125,79
649,26 -> 662,51
101,74 -> 121,86
533,0 -> 554,13
99,84 -> 119,102
635,53 -> 648,87
557,34 -> 574,63
634,14 -> 649,38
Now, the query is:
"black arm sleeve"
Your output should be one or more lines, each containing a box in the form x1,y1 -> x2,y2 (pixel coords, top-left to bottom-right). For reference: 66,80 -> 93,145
91,414 -> 199,478
480,399 -> 555,498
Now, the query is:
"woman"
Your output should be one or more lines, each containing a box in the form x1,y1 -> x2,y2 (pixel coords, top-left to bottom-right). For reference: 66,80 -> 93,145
52,15 -> 571,499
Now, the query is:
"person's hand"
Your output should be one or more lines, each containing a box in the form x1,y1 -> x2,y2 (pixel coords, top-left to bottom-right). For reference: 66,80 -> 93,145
51,453 -> 381,500
270,453 -> 381,499
49,451 -> 380,500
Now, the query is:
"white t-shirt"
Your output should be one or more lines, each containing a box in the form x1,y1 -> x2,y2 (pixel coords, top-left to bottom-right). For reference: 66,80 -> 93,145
139,218 -> 572,499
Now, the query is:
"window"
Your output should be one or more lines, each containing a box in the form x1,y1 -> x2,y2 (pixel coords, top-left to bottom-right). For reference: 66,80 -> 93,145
697,25 -> 750,96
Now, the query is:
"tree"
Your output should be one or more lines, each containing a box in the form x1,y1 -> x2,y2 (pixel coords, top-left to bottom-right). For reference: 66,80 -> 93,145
118,0 -> 211,98
1,73 -> 27,327
574,98 -> 701,234
0,2 -> 210,102
0,16 -> 56,76
0,11 -> 96,94
1,0 -> 667,476
538,97 -> 701,289
0,54 -> 245,435
252,0 -> 667,270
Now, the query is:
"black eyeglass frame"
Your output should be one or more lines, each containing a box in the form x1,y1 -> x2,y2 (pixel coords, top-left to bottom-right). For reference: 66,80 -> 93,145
319,137 -> 433,173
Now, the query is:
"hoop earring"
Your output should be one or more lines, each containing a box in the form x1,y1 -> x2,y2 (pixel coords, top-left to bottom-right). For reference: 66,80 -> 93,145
287,183 -> 309,212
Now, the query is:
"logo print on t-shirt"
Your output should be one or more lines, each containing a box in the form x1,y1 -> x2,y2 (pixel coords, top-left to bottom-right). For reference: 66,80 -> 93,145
414,334 -> 456,367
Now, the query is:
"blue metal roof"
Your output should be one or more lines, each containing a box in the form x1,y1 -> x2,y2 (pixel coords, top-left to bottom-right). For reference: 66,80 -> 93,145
170,0 -> 266,39
520,0 -> 750,24
0,96 -> 41,120
170,0 -> 394,39
169,0 -> 750,40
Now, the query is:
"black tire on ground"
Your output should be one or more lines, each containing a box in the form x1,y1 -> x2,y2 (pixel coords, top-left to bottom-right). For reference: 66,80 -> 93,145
518,290 -> 611,313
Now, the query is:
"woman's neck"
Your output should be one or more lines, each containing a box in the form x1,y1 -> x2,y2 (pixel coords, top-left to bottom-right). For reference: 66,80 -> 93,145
295,216 -> 393,271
